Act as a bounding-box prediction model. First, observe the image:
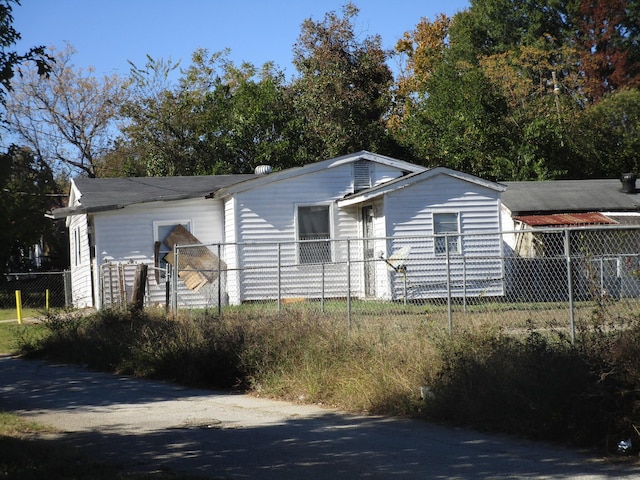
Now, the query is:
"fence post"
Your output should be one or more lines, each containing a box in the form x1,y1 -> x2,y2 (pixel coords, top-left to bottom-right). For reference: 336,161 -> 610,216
131,264 -> 148,310
165,264 -> 170,314
564,229 -> 576,344
15,290 -> 22,324
118,263 -> 126,308
217,243 -> 222,317
321,262 -> 325,314
446,235 -> 453,335
172,244 -> 179,313
64,270 -> 72,308
347,239 -> 352,330
462,256 -> 467,313
108,263 -> 114,307
277,242 -> 281,314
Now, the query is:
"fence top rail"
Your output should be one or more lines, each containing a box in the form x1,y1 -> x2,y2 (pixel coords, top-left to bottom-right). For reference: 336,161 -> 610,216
171,224 -> 640,250
5,270 -> 69,278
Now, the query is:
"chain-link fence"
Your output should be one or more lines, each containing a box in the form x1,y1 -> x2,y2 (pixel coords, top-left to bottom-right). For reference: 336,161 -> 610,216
165,226 -> 640,339
1,271 -> 71,311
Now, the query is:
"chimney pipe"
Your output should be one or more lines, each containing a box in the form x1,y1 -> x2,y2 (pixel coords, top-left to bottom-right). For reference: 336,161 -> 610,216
621,173 -> 637,194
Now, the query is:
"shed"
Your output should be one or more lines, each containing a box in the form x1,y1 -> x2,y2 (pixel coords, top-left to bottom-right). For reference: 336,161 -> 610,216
500,176 -> 640,300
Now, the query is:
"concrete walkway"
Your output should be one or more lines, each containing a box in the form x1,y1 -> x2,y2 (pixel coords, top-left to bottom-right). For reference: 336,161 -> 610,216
0,355 -> 638,479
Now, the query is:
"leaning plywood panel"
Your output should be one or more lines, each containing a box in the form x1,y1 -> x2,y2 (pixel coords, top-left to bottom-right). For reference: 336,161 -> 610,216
163,224 -> 227,289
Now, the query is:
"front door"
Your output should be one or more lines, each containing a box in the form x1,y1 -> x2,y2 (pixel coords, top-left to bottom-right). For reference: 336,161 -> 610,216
362,205 -> 375,297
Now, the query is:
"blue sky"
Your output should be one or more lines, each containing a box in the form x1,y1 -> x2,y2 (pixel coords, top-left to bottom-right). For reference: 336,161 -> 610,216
13,0 -> 469,80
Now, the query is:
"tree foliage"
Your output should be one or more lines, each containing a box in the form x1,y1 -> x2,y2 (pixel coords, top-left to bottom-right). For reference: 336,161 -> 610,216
0,0 -> 51,129
4,44 -> 128,178
5,1 -> 640,184
0,146 -> 63,273
290,2 -> 396,162
393,0 -> 640,180
118,50 -> 298,176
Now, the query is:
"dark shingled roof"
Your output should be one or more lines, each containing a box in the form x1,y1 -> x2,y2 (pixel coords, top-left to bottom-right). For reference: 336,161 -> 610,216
502,179 -> 640,215
52,175 -> 254,218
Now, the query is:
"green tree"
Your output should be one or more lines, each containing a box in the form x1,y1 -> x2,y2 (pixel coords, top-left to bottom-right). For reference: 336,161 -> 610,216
0,147 -> 62,273
120,50 -> 298,176
447,0 -> 576,59
570,88 -> 640,177
415,59 -> 514,179
0,0 -> 51,131
290,3 -> 396,162
119,52 -> 213,176
389,14 -> 451,142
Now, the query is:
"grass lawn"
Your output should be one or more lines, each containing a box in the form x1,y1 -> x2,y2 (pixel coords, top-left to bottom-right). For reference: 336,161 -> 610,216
0,311 -> 49,355
0,322 -> 24,354
0,307 -> 46,322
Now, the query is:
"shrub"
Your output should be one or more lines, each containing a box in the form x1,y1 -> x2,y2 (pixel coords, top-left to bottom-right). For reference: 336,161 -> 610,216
15,307 -> 640,451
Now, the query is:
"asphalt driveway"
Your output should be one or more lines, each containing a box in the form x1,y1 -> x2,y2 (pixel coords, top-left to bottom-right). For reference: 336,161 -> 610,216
0,355 -> 638,479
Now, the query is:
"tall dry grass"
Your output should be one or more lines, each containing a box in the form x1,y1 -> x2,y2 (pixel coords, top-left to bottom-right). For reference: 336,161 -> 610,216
15,305 -> 640,453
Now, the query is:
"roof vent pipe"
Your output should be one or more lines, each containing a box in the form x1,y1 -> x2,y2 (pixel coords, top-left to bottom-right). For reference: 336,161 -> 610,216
254,165 -> 273,175
621,173 -> 637,194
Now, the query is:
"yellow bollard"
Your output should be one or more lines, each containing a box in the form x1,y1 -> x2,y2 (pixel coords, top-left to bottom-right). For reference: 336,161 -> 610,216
46,289 -> 50,311
15,290 -> 22,325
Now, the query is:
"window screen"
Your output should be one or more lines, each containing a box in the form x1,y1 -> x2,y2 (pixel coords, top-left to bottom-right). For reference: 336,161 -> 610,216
298,205 -> 331,263
434,212 -> 460,255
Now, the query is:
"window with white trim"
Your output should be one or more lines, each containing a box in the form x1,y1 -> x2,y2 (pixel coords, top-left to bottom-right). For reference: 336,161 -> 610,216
154,221 -> 191,277
73,227 -> 82,266
434,212 -> 460,255
297,205 -> 331,264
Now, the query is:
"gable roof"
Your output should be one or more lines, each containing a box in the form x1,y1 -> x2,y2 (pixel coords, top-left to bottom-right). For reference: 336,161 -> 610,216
502,179 -> 640,216
51,151 -> 429,219
212,151 -> 427,198
52,175 -> 254,218
337,166 -> 505,207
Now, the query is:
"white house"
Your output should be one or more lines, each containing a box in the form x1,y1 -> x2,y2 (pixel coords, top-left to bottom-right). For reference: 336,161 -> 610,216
53,151 -> 506,309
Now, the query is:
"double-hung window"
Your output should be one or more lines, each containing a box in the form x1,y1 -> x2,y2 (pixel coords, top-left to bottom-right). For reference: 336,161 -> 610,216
434,212 -> 460,255
297,205 -> 331,264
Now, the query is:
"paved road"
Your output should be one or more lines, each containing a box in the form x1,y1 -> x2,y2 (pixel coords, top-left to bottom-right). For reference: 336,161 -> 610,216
0,355 -> 638,479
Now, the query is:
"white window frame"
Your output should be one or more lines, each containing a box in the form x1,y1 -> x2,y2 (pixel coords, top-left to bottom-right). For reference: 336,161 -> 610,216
153,220 -> 192,277
296,204 -> 333,264
73,227 -> 82,266
433,212 -> 461,255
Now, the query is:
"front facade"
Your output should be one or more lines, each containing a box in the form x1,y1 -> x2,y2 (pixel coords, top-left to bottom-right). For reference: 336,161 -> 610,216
54,152 -> 506,309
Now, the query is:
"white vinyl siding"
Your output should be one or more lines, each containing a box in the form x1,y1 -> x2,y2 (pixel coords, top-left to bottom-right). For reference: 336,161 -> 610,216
383,173 -> 503,299
230,163 -> 403,302
67,214 -> 93,308
92,197 -> 224,307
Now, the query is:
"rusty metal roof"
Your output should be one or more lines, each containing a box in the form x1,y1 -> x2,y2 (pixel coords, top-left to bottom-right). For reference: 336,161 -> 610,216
514,212 -> 618,227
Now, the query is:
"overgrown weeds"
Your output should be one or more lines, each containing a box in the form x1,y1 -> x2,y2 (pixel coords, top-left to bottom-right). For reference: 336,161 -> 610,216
15,306 -> 640,453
